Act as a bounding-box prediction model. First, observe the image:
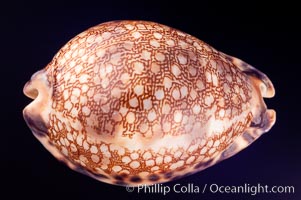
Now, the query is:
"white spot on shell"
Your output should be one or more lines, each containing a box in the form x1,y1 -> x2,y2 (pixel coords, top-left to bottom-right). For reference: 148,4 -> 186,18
111,87 -> 121,98
207,140 -> 213,147
126,112 -> 135,124
96,48 -> 105,58
75,65 -> 83,74
100,144 -> 108,152
151,63 -> 160,73
146,160 -> 155,167
164,156 -> 172,163
172,88 -> 180,100
120,73 -> 130,84
102,32 -> 111,40
143,98 -> 152,110
209,148 -> 216,155
134,62 -> 144,74
139,171 -> 150,177
150,40 -> 160,47
134,85 -> 144,96
205,71 -> 212,83
130,152 -> 139,160
61,147 -> 68,156
90,145 -> 98,154
214,140 -> 220,147
70,143 -> 77,152
204,94 -> 214,106
101,78 -> 109,88
130,161 -> 140,169
83,140 -> 90,150
177,54 -> 187,64
153,32 -> 162,39
112,111 -> 122,121
91,155 -> 100,163
196,80 -> 205,90
64,101 -> 72,112
123,41 -> 134,50
166,39 -> 175,46
151,166 -> 159,171
155,52 -> 165,61
112,166 -> 122,172
162,103 -> 171,114
76,134 -> 84,146
212,74 -> 218,86
163,77 -> 172,89
79,155 -> 88,163
155,89 -> 164,100
170,160 -> 184,170
186,156 -> 196,164
122,156 -> 131,164
119,106 -> 128,117
143,152 -> 152,160
141,50 -> 151,60
174,110 -> 182,123
193,104 -> 201,114
139,123 -> 149,133
156,156 -> 163,165
174,151 -> 182,159
147,110 -> 157,122
67,132 -> 74,141
129,97 -> 138,107
179,40 -> 188,49
163,122 -> 171,132
190,89 -> 197,100
180,86 -> 188,97
132,31 -> 142,39
188,66 -> 197,76
125,24 -> 134,30
82,106 -> 91,116
171,64 -> 181,77
219,109 -> 225,117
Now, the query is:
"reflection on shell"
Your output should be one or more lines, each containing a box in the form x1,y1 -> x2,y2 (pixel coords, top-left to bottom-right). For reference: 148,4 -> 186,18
23,21 -> 276,186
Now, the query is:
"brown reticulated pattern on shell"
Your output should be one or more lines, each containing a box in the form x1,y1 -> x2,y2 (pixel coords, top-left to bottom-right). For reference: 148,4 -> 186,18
23,20 -> 275,186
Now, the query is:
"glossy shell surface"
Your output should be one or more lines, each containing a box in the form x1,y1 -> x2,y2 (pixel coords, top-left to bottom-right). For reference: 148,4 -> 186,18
23,21 -> 276,186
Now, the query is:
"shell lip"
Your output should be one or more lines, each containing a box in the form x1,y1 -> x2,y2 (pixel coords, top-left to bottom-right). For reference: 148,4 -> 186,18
23,69 -> 51,137
222,52 -> 275,98
23,81 -> 38,100
23,109 -> 48,137
243,69 -> 275,98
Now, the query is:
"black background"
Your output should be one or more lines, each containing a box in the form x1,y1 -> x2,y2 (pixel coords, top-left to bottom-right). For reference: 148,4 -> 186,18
2,1 -> 300,199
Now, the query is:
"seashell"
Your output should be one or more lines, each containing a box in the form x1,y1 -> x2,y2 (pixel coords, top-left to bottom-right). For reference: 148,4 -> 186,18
23,20 -> 276,186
